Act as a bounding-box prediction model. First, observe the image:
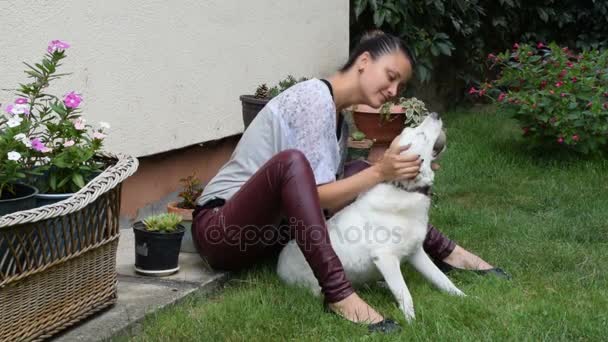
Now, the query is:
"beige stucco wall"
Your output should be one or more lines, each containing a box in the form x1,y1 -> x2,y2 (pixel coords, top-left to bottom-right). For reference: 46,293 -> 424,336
1,0 -> 349,157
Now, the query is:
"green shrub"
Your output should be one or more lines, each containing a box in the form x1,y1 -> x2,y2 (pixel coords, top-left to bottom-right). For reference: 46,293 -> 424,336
474,42 -> 608,154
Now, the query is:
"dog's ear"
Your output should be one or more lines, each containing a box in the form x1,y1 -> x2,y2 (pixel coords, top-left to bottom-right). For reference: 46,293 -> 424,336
433,130 -> 447,159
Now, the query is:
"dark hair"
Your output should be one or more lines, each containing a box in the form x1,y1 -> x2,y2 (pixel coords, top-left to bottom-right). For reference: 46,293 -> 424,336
340,31 -> 416,72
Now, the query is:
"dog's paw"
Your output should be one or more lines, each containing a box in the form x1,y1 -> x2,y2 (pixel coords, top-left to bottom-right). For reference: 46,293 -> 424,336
401,307 -> 416,323
451,288 -> 466,297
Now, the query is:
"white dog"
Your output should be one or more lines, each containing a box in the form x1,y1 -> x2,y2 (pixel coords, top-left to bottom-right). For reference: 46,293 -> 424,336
277,112 -> 464,322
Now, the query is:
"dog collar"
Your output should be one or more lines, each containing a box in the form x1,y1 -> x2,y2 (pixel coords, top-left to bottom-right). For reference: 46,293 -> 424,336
389,181 -> 432,196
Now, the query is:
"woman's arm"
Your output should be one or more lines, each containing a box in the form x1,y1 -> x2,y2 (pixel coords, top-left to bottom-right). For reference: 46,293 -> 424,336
318,142 -> 421,212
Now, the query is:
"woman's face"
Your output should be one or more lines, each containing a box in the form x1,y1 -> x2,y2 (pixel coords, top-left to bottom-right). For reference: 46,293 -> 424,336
358,50 -> 413,108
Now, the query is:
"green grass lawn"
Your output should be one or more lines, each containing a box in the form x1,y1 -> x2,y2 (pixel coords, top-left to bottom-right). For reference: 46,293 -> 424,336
114,109 -> 608,341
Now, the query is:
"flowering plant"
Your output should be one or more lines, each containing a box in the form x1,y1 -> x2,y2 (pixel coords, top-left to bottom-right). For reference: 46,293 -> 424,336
1,40 -> 110,195
472,42 -> 608,154
0,99 -> 38,198
380,97 -> 430,126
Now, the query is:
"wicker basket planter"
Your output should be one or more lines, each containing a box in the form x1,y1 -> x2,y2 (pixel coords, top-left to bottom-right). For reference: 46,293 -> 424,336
0,153 -> 138,342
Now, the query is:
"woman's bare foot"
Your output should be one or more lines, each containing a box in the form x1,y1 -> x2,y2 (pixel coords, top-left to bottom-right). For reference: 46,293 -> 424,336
442,245 -> 494,270
327,292 -> 384,324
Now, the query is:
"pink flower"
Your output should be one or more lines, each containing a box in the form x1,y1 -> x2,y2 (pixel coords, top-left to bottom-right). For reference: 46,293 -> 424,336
540,80 -> 548,89
41,147 -> 53,153
93,132 -> 106,140
560,93 -> 568,97
566,62 -> 574,68
587,102 -> 593,108
572,134 -> 580,141
513,43 -> 519,50
73,118 -> 86,130
63,91 -> 82,109
63,140 -> 75,147
498,93 -> 506,102
555,81 -> 564,87
537,42 -> 545,49
487,53 -> 496,60
15,97 -> 28,104
47,40 -> 70,53
549,90 -> 555,95
557,137 -> 564,144
562,47 -> 569,52
571,77 -> 578,83
478,89 -> 486,96
30,138 -> 45,152
468,87 -> 478,95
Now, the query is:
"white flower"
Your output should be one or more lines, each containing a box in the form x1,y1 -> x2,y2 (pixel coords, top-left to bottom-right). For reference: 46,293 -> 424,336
13,133 -> 31,147
7,151 -> 21,161
99,121 -> 111,129
41,157 -> 51,164
63,140 -> 75,147
73,118 -> 86,130
7,116 -> 23,128
14,133 -> 26,141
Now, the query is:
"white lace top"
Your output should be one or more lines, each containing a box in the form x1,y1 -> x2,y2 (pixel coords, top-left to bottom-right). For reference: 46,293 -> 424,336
197,79 -> 348,206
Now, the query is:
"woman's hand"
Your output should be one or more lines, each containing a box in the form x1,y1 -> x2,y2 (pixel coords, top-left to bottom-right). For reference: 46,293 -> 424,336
373,135 -> 421,181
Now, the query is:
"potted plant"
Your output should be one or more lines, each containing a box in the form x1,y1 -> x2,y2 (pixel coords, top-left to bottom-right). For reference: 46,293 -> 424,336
17,42 -> 110,206
167,173 -> 203,253
347,131 -> 374,162
351,97 -> 430,145
133,213 -> 185,276
240,75 -> 308,129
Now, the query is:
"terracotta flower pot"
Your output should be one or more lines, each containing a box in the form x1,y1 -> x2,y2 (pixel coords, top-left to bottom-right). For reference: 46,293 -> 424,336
167,201 -> 197,253
351,104 -> 406,146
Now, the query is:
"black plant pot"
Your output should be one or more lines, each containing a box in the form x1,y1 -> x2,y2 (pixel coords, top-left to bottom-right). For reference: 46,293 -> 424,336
239,95 -> 270,129
133,221 -> 185,276
0,183 -> 39,216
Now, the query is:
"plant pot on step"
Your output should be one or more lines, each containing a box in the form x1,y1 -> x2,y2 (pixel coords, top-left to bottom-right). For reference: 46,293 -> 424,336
351,104 -> 406,146
167,201 -> 197,253
240,95 -> 270,129
133,221 -> 185,276
347,137 -> 374,162
0,183 -> 39,216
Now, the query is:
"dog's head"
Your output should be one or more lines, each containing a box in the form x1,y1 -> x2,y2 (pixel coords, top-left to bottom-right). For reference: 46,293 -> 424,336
395,112 -> 446,191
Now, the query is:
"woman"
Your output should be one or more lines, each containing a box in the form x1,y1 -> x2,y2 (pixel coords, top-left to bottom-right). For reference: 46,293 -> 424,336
192,32 -> 504,329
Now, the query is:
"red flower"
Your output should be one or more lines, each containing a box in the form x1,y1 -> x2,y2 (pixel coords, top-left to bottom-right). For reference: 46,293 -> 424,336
572,134 -> 580,141
555,81 -> 564,87
557,137 -> 564,144
478,89 -> 486,96
603,103 -> 608,110
487,53 -> 496,60
498,93 -> 506,102
468,87 -> 478,95
571,77 -> 578,83
566,62 -> 574,68
540,80 -> 548,89
560,93 -> 568,97
513,43 -> 520,50
537,42 -> 545,49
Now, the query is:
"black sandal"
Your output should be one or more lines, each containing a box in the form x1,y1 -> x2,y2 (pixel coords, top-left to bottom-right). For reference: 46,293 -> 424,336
323,302 -> 402,333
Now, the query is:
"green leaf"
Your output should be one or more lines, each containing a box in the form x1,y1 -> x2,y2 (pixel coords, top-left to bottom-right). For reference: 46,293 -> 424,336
436,42 -> 452,56
72,173 -> 85,189
50,103 -> 67,115
50,173 -> 57,190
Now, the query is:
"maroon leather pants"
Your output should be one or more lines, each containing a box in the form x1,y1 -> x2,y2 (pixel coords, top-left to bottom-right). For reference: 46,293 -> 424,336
192,151 -> 456,303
